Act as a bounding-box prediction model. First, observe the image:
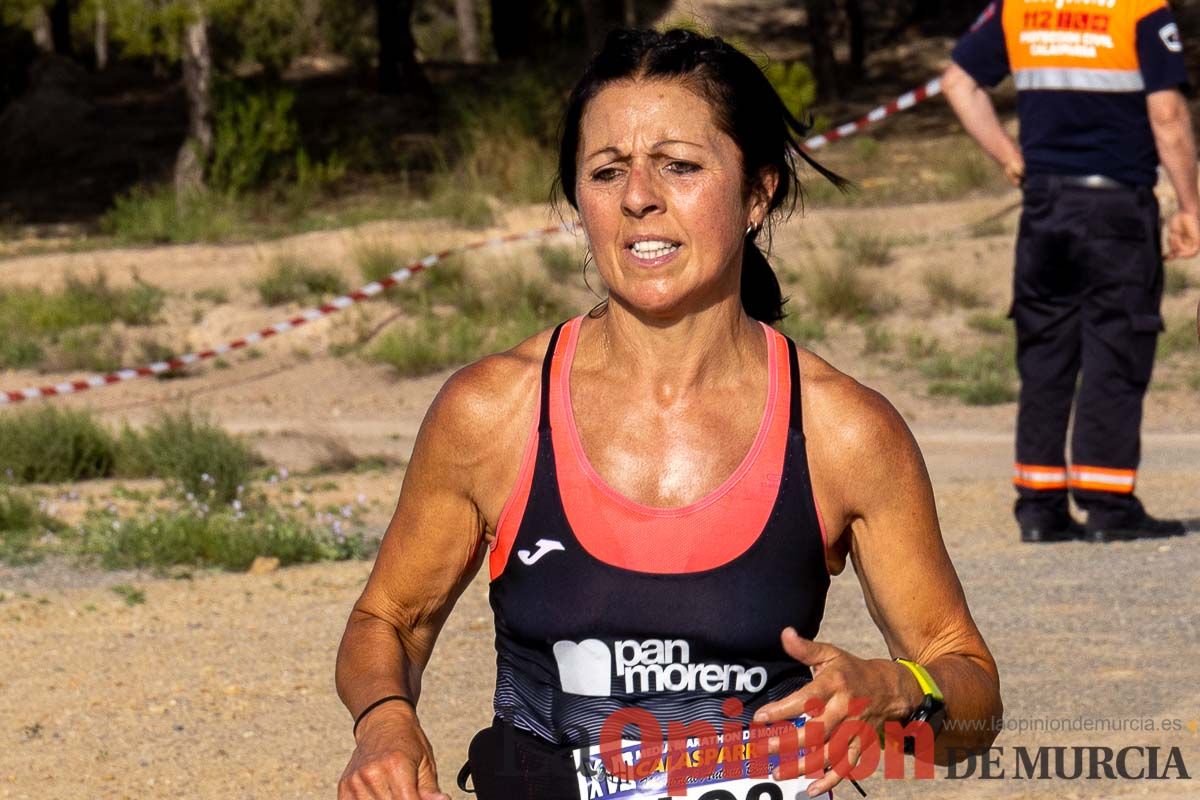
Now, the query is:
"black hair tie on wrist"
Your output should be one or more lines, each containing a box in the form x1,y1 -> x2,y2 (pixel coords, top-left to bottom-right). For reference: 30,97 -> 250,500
353,695 -> 415,738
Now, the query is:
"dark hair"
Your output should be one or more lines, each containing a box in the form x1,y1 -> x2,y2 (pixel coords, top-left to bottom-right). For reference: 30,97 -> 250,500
554,28 -> 847,323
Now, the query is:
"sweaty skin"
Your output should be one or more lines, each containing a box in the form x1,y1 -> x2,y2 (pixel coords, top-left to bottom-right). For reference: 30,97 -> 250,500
336,79 -> 1001,800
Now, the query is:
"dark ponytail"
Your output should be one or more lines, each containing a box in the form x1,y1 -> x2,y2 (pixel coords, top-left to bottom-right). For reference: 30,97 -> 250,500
554,28 -> 847,323
741,235 -> 785,323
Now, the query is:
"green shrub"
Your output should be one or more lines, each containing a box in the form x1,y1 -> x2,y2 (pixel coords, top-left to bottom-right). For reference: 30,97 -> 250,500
802,261 -> 894,320
371,314 -> 488,377
862,324 -> 894,355
355,242 -> 407,285
44,327 -> 125,373
209,82 -> 302,196
919,341 -> 1018,405
1164,265 -> 1192,296
834,228 -> 893,268
539,245 -> 579,283
394,257 -> 485,313
115,413 -> 257,504
852,137 -> 882,163
372,274 -> 570,376
923,267 -> 986,310
136,339 -> 187,380
111,584 -> 146,605
763,60 -> 817,119
1157,317 -> 1195,359
967,312 -> 1010,335
79,504 -> 368,571
431,69 -> 561,210
0,488 -> 64,565
940,149 -> 995,196
490,273 -> 570,330
0,336 -> 44,369
101,186 -> 238,244
777,312 -> 827,345
969,217 -> 1010,239
257,256 -> 347,305
0,407 -> 118,483
0,274 -> 163,338
425,184 -> 496,229
194,287 -> 230,304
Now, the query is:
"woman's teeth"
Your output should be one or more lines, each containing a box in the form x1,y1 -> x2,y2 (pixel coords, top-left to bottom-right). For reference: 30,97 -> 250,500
630,241 -> 680,259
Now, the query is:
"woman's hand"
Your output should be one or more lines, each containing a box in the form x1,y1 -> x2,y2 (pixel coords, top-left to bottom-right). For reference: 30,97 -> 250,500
338,703 -> 450,800
752,628 -> 921,797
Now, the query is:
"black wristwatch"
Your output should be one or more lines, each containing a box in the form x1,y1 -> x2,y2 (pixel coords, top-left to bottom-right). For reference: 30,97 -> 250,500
896,658 -> 946,754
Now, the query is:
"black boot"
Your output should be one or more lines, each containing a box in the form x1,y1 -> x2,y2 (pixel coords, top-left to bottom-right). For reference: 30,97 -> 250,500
1018,514 -> 1085,544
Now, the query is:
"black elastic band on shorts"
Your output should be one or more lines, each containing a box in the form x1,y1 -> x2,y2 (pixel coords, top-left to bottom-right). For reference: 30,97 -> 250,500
538,322 -> 567,434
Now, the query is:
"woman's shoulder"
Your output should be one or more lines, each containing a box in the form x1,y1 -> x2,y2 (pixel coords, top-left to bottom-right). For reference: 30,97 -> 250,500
795,347 -> 917,466
419,325 -> 558,454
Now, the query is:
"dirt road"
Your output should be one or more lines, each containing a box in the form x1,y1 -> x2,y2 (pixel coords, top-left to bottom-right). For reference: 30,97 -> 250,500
2,426 -> 1198,800
2,190 -> 1199,799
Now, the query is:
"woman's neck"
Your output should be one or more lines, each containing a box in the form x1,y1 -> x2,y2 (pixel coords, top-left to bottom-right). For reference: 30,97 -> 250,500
581,296 -> 765,392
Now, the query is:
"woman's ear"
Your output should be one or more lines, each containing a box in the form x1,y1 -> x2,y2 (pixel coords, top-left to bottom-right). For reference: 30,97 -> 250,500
751,167 -> 780,224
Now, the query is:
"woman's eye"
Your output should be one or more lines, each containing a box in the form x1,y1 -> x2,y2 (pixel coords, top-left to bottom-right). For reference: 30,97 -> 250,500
666,161 -> 700,175
591,167 -> 621,182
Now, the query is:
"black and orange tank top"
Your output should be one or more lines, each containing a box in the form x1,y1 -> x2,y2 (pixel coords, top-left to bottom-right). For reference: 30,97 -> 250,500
487,316 -> 831,745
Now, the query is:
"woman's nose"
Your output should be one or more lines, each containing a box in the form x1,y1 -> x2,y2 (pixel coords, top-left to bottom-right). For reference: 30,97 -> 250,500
621,163 -> 663,219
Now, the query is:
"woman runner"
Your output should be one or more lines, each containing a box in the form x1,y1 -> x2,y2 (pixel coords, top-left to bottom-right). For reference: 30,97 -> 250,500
336,28 -> 1003,800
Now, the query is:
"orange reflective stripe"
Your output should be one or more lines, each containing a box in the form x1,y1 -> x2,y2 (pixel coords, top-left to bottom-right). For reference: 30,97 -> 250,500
1013,463 -> 1068,490
1068,465 -> 1137,494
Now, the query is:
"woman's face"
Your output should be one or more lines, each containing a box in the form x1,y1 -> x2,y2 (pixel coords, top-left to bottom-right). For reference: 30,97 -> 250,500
575,79 -> 771,318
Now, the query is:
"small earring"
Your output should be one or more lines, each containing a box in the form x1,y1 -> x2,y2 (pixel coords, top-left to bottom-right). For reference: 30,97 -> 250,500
745,223 -> 758,237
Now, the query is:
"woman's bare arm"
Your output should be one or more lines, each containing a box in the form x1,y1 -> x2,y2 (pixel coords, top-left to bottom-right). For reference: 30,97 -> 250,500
335,340 -> 542,800
754,359 -> 1001,793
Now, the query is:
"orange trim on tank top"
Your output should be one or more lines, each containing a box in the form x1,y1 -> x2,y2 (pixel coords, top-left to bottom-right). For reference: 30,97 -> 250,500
551,316 -> 791,574
489,392 -> 543,581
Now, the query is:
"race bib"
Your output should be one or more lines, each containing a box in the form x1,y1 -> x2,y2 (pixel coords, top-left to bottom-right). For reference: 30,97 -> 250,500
571,733 -> 832,800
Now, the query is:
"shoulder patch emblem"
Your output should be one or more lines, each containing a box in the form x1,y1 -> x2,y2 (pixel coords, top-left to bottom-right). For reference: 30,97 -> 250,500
970,2 -> 998,33
1160,22 -> 1183,54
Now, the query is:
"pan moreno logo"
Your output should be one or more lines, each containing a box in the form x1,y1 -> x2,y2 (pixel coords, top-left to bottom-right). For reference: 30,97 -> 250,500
553,639 -> 768,696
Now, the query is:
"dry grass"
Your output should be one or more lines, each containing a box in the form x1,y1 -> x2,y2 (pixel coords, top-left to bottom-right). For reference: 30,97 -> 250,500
923,267 -> 987,310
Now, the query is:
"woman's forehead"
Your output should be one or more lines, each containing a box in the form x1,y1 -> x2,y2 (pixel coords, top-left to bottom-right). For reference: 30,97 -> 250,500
580,79 -> 722,150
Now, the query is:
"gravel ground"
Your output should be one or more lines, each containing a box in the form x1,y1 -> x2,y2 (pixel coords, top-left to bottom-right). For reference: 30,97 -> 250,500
2,431 -> 1197,800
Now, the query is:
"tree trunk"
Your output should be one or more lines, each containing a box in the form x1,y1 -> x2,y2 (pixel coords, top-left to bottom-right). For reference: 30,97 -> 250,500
910,0 -> 942,23
580,0 -> 606,54
491,0 -> 535,61
95,2 -> 108,70
806,0 -> 841,99
49,0 -> 72,56
33,7 -> 53,52
845,0 -> 865,81
174,5 -> 213,198
376,0 -> 425,94
454,0 -> 481,63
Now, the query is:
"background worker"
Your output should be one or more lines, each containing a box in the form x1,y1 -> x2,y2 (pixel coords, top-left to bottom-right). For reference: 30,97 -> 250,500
943,0 -> 1200,543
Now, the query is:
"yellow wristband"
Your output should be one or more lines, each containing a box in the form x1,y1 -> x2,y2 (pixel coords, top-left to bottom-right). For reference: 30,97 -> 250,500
895,658 -> 944,702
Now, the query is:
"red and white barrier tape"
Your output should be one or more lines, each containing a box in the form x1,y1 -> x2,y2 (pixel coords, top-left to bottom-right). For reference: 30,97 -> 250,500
1,78 -> 943,406
803,77 -> 943,151
0,224 -> 574,405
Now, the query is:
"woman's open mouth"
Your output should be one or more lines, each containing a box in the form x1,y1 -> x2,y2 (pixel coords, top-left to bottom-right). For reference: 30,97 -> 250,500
626,239 -> 682,265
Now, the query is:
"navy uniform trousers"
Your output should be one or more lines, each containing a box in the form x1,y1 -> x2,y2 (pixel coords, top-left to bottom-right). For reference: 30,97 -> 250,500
1011,176 -> 1164,528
